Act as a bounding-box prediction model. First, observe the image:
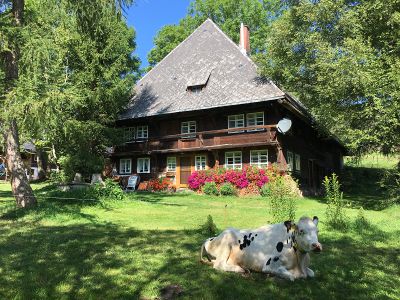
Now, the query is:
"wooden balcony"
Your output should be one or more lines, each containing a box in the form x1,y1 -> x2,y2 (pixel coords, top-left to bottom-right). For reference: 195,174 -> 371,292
113,125 -> 278,155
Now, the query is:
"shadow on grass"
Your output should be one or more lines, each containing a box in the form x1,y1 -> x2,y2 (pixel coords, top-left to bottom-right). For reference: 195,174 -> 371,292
127,191 -> 191,207
0,220 -> 398,299
339,167 -> 394,210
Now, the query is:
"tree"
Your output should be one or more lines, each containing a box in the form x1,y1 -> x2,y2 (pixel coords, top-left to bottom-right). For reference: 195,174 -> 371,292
0,0 -> 140,206
0,0 -> 37,207
147,0 -> 283,68
257,0 -> 400,155
14,0 -> 139,180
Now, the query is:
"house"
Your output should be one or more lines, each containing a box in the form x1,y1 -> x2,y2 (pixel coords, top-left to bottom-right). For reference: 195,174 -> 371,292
112,19 -> 346,192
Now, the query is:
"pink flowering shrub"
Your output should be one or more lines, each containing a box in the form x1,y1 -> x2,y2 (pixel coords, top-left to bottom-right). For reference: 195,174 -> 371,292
188,165 -> 275,195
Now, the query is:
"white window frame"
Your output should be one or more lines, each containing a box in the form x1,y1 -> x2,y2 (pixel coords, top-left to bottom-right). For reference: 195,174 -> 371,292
119,158 -> 132,175
181,121 -> 197,138
167,157 -> 176,172
195,155 -> 207,171
246,112 -> 264,132
295,153 -> 301,172
250,150 -> 269,168
287,151 -> 294,172
225,151 -> 242,169
137,157 -> 150,173
123,127 -> 135,142
228,114 -> 245,133
136,125 -> 148,140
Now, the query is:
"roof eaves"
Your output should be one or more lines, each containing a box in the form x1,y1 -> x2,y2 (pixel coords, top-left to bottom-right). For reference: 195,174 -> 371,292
119,95 -> 286,120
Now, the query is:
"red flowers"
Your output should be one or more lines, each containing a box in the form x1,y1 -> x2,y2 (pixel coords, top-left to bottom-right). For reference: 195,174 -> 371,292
148,177 -> 175,192
188,166 -> 271,193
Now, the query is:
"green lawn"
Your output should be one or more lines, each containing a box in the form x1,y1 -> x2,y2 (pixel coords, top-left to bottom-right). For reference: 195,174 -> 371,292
0,182 -> 399,299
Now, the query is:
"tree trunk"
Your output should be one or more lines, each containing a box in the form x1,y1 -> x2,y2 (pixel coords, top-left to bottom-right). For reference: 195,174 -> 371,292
5,120 -> 37,207
3,0 -> 37,207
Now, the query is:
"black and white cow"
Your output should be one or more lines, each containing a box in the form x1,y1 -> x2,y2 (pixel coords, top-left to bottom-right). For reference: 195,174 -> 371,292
200,216 -> 321,281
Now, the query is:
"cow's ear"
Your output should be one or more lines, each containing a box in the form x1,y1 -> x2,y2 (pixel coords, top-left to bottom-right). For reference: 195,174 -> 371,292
284,220 -> 293,232
313,216 -> 319,226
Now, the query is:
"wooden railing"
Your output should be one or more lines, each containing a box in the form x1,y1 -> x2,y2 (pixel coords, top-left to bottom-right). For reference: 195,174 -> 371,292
116,125 -> 278,154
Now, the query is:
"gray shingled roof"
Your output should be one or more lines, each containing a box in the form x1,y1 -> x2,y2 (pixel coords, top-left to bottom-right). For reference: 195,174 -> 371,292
119,19 -> 285,120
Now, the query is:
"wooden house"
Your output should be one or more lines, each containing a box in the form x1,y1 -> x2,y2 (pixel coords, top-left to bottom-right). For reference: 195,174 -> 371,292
112,19 -> 346,192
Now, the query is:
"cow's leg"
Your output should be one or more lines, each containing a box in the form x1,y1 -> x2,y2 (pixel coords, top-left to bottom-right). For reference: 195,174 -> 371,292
212,246 -> 245,273
274,266 -> 295,281
214,260 -> 246,273
263,258 -> 295,281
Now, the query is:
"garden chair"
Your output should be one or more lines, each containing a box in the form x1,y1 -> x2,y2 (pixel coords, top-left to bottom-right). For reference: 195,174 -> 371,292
125,175 -> 140,192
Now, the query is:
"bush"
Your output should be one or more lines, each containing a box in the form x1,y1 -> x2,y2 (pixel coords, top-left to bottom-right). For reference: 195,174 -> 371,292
260,184 -> 271,197
49,170 -> 70,185
220,183 -> 236,196
380,162 -> 400,206
199,215 -> 218,236
94,178 -> 124,200
202,182 -> 219,196
148,177 -> 174,192
353,207 -> 371,232
323,173 -> 348,230
268,176 -> 297,223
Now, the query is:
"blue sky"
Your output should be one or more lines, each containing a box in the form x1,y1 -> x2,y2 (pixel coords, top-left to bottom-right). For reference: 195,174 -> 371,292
126,0 -> 192,68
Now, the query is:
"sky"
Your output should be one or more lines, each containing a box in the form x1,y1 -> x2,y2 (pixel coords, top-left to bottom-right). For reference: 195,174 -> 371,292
126,0 -> 192,69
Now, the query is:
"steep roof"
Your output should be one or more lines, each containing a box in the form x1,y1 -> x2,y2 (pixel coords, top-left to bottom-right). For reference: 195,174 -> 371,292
119,19 -> 285,120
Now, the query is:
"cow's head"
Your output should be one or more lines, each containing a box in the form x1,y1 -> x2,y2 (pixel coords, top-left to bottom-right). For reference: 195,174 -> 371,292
294,216 -> 322,253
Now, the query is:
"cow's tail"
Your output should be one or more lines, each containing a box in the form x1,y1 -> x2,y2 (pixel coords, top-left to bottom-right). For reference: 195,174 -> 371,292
200,239 -> 214,266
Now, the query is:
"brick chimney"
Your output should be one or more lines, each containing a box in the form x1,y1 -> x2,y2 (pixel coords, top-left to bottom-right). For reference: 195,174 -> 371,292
239,23 -> 250,55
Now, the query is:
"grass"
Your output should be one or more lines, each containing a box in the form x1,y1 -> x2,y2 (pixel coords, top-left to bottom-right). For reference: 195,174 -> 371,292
0,181 -> 399,299
341,154 -> 399,210
345,153 -> 399,169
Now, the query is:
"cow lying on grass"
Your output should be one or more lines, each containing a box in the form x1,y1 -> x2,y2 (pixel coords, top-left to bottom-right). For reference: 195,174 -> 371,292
200,216 -> 322,281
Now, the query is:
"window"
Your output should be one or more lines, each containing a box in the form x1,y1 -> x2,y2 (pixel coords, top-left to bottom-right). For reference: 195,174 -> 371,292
287,151 -> 294,171
123,127 -> 135,142
188,86 -> 202,93
247,112 -> 264,131
295,153 -> 301,172
137,157 -> 150,173
250,150 -> 268,168
195,155 -> 207,171
225,151 -> 242,169
119,158 -> 131,175
136,125 -> 148,140
167,157 -> 176,172
228,114 -> 245,133
181,121 -> 196,138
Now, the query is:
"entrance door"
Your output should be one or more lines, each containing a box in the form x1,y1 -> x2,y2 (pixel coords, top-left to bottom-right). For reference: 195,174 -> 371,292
180,156 -> 192,185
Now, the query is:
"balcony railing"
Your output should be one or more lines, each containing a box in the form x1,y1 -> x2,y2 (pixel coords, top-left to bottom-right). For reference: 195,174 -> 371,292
115,124 -> 278,154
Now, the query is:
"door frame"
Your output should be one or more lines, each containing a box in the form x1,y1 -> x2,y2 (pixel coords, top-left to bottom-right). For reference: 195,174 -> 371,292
176,153 -> 209,188
176,155 -> 194,188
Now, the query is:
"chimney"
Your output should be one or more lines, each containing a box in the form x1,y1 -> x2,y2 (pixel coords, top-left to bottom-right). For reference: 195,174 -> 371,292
239,23 -> 250,55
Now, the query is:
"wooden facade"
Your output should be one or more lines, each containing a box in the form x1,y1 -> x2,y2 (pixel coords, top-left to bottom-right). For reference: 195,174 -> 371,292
112,102 -> 345,192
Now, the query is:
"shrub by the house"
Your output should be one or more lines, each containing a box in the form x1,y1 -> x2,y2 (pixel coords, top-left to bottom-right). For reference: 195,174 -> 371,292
265,176 -> 297,223
202,182 -> 219,196
219,182 -> 237,196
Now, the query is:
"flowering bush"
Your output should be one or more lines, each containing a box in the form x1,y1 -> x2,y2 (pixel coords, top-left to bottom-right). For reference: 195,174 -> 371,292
148,177 -> 175,192
188,165 -> 276,195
